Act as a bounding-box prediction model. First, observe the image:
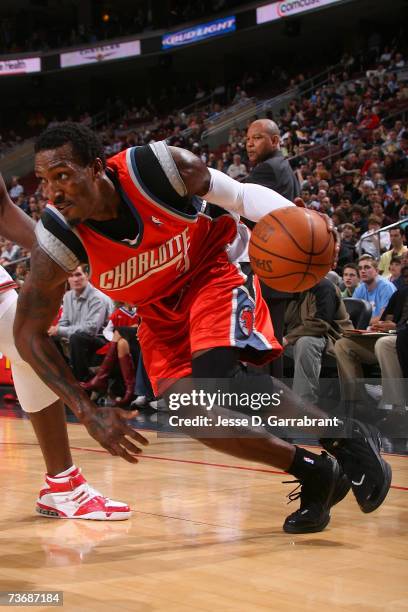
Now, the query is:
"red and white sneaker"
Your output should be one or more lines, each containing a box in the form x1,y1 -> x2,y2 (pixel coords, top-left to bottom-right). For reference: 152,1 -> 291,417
36,467 -> 131,521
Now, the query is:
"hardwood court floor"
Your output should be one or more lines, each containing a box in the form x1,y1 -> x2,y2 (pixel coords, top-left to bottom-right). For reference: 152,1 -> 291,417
0,415 -> 407,611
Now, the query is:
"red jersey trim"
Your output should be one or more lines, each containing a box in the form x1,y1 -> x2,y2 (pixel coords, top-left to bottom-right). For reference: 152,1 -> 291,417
0,281 -> 18,293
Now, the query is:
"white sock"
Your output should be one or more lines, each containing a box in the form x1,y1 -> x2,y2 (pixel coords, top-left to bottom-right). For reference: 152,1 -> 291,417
48,465 -> 77,480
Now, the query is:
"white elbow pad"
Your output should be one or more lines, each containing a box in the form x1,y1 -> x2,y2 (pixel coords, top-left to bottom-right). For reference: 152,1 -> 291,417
203,168 -> 294,222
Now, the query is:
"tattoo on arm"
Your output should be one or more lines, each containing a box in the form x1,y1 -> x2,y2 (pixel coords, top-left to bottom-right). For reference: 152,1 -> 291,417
15,245 -> 92,418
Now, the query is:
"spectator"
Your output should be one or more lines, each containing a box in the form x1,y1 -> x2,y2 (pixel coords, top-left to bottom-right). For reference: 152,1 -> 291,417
48,265 -> 113,382
0,240 -> 21,265
81,303 -> 140,406
385,255 -> 402,287
337,195 -> 353,221
379,227 -> 407,276
357,180 -> 375,209
385,184 -> 407,221
13,261 -> 28,288
338,223 -> 357,268
332,209 -> 347,228
341,263 -> 360,297
353,255 -> 397,324
351,205 -> 368,237
334,265 -> 408,416
356,215 -> 390,259
226,154 -> 247,180
8,176 -> 23,201
284,278 -> 353,404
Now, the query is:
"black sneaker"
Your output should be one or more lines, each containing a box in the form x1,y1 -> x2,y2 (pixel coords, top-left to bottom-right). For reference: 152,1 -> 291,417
321,420 -> 392,513
283,452 -> 350,534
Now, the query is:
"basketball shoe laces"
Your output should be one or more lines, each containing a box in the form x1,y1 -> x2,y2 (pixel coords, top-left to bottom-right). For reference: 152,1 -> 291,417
282,452 -> 333,514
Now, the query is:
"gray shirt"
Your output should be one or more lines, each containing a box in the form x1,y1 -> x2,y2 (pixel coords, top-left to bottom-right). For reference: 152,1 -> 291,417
57,283 -> 113,339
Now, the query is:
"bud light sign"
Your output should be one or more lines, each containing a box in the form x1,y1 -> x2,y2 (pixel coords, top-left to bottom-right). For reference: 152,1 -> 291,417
162,16 -> 236,50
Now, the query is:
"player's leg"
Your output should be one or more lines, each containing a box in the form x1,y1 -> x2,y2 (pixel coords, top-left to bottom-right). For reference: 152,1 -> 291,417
190,347 -> 350,534
187,261 -> 391,521
0,292 -> 130,520
139,310 -> 348,533
29,400 -> 73,475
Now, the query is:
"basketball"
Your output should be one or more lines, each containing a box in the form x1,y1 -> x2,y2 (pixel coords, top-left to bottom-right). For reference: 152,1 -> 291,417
249,207 -> 336,292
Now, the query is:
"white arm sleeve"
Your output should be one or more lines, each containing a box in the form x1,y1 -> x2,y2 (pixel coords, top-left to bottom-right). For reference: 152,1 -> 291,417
202,168 -> 295,222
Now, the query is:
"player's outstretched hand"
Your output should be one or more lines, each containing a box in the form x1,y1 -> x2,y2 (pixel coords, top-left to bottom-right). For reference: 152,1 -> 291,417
295,200 -> 340,266
82,406 -> 149,463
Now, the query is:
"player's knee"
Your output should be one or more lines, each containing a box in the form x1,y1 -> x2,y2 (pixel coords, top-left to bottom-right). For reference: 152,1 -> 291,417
192,347 -> 241,378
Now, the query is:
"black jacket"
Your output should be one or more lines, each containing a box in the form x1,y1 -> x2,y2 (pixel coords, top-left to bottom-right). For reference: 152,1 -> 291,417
244,149 -> 300,299
243,149 -> 300,201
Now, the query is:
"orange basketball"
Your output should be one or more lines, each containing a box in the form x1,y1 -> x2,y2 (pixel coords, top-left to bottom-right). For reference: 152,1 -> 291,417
249,207 -> 336,292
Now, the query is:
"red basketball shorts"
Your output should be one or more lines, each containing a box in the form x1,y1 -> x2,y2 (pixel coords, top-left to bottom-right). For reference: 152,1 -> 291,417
137,250 -> 282,396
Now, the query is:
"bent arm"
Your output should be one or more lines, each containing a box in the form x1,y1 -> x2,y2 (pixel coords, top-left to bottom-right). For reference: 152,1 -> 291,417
169,146 -> 294,222
0,173 -> 35,250
14,243 -> 95,421
14,242 -> 148,462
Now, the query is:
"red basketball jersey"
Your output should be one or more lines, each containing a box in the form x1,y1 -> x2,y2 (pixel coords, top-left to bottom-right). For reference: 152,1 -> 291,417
74,148 -> 238,306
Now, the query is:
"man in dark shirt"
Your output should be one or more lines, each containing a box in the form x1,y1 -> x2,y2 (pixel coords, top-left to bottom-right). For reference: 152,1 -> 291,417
245,119 -> 300,376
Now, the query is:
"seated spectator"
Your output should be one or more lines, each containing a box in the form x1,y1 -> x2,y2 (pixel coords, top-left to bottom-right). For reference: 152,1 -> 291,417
338,223 -> 357,268
13,261 -> 28,288
0,240 -> 21,265
378,227 -> 407,277
387,256 -> 402,287
371,200 -> 393,227
356,180 -> 375,209
334,265 -> 408,415
356,214 -> 390,258
341,263 -> 360,297
351,205 -> 368,237
48,265 -> 113,381
8,176 -> 23,201
300,188 -> 312,207
283,278 -> 353,404
337,195 -> 353,221
332,209 -> 347,228
227,154 -> 247,179
353,255 -> 396,325
81,303 -> 140,406
385,184 -> 407,221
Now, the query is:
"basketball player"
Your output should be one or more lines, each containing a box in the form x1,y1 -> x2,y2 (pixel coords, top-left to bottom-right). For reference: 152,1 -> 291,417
0,172 -> 135,520
14,123 -> 391,533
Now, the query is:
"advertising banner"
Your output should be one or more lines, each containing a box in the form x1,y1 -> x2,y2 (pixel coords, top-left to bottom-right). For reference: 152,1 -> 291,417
162,16 -> 236,50
60,39 -> 141,68
257,0 -> 345,24
0,57 -> 41,76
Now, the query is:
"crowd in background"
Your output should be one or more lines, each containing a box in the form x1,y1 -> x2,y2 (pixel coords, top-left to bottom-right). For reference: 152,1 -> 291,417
3,44 -> 407,281
1,41 -> 407,417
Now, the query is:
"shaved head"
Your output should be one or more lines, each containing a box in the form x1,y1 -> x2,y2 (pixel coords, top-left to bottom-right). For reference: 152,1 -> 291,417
246,119 -> 281,164
248,119 -> 280,138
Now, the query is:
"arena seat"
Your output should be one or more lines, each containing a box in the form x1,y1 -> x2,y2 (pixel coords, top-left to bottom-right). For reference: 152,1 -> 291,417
343,298 -> 373,330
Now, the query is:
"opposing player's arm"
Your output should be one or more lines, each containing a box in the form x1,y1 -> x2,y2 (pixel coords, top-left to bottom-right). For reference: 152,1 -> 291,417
169,146 -> 294,222
14,244 -> 148,462
0,173 -> 36,250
